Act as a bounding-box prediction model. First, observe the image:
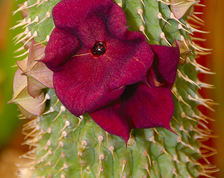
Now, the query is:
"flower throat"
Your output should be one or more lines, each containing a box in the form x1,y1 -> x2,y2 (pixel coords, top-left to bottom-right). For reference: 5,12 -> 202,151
91,41 -> 106,57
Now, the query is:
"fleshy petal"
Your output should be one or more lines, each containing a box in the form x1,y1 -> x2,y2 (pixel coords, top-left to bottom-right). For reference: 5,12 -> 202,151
25,40 -> 45,72
149,44 -> 180,88
53,52 -> 126,116
25,62 -> 53,89
53,33 -> 153,116
8,87 -> 45,116
90,101 -> 133,143
52,0 -> 114,30
123,83 -> 174,131
106,3 -> 128,39
27,77 -> 46,98
41,28 -> 80,71
13,68 -> 27,98
170,0 -> 198,19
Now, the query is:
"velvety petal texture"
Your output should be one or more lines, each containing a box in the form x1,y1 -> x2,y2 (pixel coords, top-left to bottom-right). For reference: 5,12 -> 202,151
42,0 -> 180,142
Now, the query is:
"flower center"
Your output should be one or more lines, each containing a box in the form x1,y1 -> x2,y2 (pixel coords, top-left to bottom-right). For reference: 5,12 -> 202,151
91,41 -> 106,57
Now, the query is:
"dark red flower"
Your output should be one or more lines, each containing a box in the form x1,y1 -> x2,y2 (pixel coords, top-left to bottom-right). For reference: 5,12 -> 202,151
42,0 -> 180,142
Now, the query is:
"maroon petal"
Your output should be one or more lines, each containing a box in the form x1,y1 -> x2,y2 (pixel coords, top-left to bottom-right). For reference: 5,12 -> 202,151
149,44 -> 180,88
52,0 -> 114,31
123,83 -> 174,132
53,34 -> 153,116
90,101 -> 133,144
41,28 -> 80,71
53,52 -> 126,116
106,3 -> 128,39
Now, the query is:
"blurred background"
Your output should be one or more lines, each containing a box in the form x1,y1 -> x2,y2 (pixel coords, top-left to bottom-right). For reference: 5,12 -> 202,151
0,0 -> 223,177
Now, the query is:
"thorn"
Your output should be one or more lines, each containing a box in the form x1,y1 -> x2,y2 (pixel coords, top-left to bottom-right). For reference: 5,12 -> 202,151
27,0 -> 41,8
121,159 -> 126,175
138,9 -> 145,24
35,35 -> 50,45
43,106 -> 54,115
53,141 -> 64,154
170,12 -> 187,27
53,105 -> 66,121
14,27 -> 29,42
78,152 -> 82,161
180,35 -> 189,49
170,122 -> 181,135
143,150 -> 151,166
188,95 -> 216,111
177,69 -> 200,88
177,136 -> 196,151
153,128 -> 162,136
173,155 -> 180,164
160,32 -> 171,46
57,120 -> 70,135
108,146 -> 115,160
140,0 -> 145,6
80,161 -> 86,178
38,11 -> 51,24
139,25 -> 150,41
73,115 -> 84,131
192,112 -> 209,123
198,172 -> 215,178
37,0 -> 49,7
14,46 -> 25,53
179,125 -> 191,138
97,154 -> 104,178
24,125 -> 40,139
191,14 -> 204,23
187,23 -> 209,34
144,164 -> 152,178
172,168 -> 179,178
12,1 -> 28,15
55,163 -> 69,176
191,37 -> 207,41
53,153 -> 66,168
188,16 -> 205,26
81,140 -> 88,149
161,147 -> 171,162
39,149 -> 52,163
157,13 -> 171,25
149,136 -> 158,146
171,87 -> 191,108
10,18 -> 29,30
98,135 -> 103,151
178,24 -> 193,34
181,112 -> 197,122
190,41 -> 212,51
23,16 -> 39,28
38,161 -> 51,169
36,93 -> 50,108
53,99 -> 60,108
37,140 -> 51,153
14,49 -> 29,58
23,31 -> 38,47
55,131 -> 67,143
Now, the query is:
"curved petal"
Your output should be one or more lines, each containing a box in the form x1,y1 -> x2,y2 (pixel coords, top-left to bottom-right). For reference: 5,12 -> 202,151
149,44 -> 180,88
41,28 -> 80,72
105,35 -> 154,91
53,37 -> 153,116
53,52 -> 126,116
53,0 -> 114,31
90,101 -> 133,143
123,83 -> 174,131
106,3 -> 129,40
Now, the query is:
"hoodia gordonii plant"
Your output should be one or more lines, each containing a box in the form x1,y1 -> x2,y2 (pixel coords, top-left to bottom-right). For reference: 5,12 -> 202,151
10,0 -> 218,177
